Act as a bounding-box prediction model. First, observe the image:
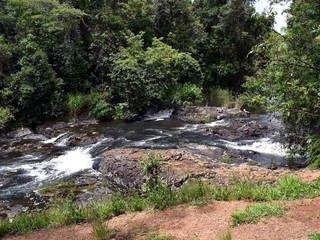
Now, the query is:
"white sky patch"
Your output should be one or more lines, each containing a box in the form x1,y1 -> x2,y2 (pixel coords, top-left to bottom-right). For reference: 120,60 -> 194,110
254,0 -> 291,34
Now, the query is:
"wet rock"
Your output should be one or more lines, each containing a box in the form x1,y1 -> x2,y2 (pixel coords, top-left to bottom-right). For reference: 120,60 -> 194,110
208,120 -> 274,141
36,120 -> 98,138
7,127 -> 33,138
173,106 -> 247,123
99,150 -> 146,189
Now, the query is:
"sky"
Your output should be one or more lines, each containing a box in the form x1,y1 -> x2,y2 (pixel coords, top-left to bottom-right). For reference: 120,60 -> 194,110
254,0 -> 291,33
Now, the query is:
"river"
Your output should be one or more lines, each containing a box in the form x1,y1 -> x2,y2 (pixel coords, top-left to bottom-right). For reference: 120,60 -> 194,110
0,110 -> 287,205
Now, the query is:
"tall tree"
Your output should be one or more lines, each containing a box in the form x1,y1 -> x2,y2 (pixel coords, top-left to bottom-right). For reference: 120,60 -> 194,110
244,0 -> 320,167
194,0 -> 274,91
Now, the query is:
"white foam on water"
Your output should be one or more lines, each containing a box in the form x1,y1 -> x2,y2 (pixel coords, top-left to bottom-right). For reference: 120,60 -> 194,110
204,120 -> 228,127
144,109 -> 174,121
56,136 -> 72,146
42,133 -> 66,144
223,137 -> 287,157
131,136 -> 163,146
21,147 -> 94,181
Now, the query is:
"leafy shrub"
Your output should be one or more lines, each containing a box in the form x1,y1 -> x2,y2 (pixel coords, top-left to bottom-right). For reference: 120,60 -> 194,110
66,94 -> 86,119
107,33 -> 203,119
307,138 -> 320,169
90,99 -> 114,120
173,83 -> 203,105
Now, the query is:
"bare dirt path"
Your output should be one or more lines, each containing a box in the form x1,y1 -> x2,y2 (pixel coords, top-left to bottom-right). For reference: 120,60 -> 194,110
7,197 -> 320,240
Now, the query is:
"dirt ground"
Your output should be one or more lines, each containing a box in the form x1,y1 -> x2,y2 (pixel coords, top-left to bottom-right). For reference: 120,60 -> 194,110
7,196 -> 320,240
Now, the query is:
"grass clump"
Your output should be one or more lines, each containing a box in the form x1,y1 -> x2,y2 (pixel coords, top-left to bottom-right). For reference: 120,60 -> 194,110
308,231 -> 320,240
92,221 -> 117,240
2,212 -> 51,235
220,155 -> 233,164
231,202 -> 288,227
217,229 -> 232,240
52,198 -> 87,225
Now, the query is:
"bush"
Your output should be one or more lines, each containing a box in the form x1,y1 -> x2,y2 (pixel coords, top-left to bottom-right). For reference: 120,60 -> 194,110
66,94 -> 86,119
173,83 -> 203,106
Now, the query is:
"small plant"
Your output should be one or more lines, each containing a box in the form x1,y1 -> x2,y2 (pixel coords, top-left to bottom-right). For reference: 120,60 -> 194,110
92,221 -> 117,240
52,197 -> 86,225
66,94 -> 86,120
308,231 -> 320,240
307,138 -> 320,169
217,229 -> 232,240
247,160 -> 258,166
231,202 -> 288,226
140,153 -> 164,191
190,200 -> 207,207
220,155 -> 233,164
173,82 -> 203,106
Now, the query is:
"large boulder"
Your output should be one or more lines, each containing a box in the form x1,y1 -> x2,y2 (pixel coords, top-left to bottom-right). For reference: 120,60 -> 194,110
96,145 -> 262,189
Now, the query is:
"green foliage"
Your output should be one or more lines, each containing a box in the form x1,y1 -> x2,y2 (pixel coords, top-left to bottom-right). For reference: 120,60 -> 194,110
2,175 -> 320,238
173,83 -> 203,106
66,94 -> 86,119
220,155 -> 233,164
307,138 -> 320,169
12,35 -> 64,124
243,0 -> 320,166
52,198 -> 86,224
145,182 -> 177,210
231,202 -> 288,226
308,232 -> 320,240
0,106 -> 15,130
140,153 -> 163,191
107,33 -> 203,119
179,179 -> 213,203
92,221 -> 117,240
0,0 -> 275,127
217,229 -> 232,240
194,0 -> 274,90
3,212 -> 50,234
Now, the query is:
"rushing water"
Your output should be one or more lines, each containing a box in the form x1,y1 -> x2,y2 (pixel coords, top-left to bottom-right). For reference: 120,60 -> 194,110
0,111 -> 287,201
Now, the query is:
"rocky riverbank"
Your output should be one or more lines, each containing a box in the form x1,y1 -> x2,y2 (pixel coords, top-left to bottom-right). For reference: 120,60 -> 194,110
0,106 -> 306,219
96,146 -> 320,191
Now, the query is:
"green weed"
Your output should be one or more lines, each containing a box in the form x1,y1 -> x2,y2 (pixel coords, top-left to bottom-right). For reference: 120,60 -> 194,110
308,231 -> 320,240
179,179 -> 213,203
220,155 -> 233,164
231,202 -> 288,226
217,229 -> 232,240
92,221 -> 117,240
66,94 -> 86,119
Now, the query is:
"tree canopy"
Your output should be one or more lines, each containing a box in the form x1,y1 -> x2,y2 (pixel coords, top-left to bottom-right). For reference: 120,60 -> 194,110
244,0 -> 320,167
0,0 -> 273,127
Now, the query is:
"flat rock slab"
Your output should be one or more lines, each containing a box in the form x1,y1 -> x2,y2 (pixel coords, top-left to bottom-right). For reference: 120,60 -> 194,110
97,145 -> 320,190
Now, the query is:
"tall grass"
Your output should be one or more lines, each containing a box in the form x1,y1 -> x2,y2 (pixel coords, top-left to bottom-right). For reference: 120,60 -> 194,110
206,88 -> 243,109
1,175 -> 320,238
65,90 -> 101,120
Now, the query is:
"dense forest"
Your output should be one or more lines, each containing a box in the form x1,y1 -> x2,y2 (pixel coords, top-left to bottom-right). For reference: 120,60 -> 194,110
0,0 -> 319,166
